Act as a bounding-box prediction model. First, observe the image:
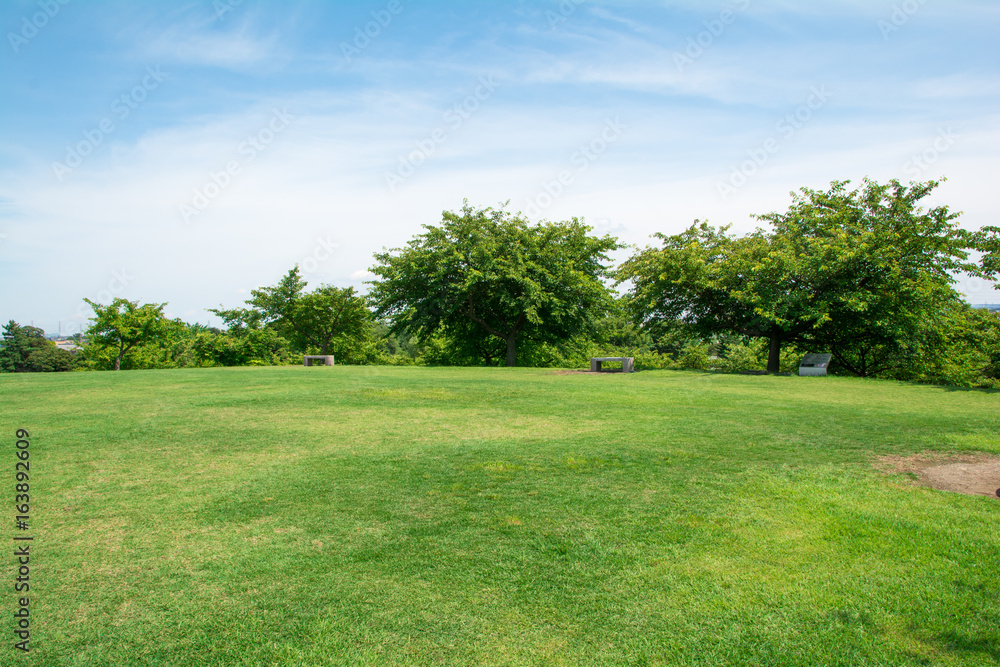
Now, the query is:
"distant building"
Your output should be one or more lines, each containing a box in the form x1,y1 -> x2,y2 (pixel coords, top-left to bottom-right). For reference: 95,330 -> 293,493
972,304 -> 1000,312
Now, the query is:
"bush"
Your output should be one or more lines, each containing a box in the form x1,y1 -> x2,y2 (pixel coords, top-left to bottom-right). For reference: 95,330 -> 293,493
677,344 -> 710,370
26,346 -> 76,372
715,343 -> 762,373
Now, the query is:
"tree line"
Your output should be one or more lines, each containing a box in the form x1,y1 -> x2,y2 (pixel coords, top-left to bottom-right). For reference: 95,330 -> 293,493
3,178 -> 999,387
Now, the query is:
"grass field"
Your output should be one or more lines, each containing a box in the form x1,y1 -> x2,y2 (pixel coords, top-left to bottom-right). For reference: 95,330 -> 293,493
2,366 -> 999,666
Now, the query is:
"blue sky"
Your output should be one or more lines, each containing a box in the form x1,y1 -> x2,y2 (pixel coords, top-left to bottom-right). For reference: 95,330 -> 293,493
1,0 -> 998,334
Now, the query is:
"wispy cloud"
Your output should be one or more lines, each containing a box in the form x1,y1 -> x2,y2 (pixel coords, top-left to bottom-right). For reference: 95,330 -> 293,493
141,23 -> 284,69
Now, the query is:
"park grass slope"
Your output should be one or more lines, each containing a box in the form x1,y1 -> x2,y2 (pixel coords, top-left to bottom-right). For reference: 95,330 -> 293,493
1,366 -> 998,666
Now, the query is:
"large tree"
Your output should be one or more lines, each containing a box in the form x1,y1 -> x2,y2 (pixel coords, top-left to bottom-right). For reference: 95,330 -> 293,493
618,179 -> 990,374
84,298 -> 169,371
369,203 -> 621,367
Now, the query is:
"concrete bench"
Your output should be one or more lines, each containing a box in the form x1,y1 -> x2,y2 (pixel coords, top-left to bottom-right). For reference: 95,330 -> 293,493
590,357 -> 634,373
798,353 -> 831,376
303,355 -> 335,367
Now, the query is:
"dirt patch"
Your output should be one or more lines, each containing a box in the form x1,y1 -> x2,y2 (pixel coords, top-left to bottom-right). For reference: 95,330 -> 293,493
876,452 -> 1000,498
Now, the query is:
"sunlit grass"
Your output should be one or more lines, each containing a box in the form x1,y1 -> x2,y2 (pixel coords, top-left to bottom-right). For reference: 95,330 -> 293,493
2,366 -> 998,665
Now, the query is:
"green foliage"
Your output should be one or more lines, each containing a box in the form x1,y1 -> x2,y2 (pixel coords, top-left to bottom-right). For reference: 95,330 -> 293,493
969,224 -> 1000,277
83,298 -> 170,371
0,321 -> 76,372
619,178 -> 988,376
874,302 -> 1000,388
369,322 -> 421,365
0,321 -> 51,372
287,285 -> 372,356
178,328 -> 299,368
211,267 -> 374,363
210,267 -> 307,335
678,343 -> 710,370
369,202 -> 621,366
26,345 -> 77,372
76,318 -> 300,371
714,343 -> 762,373
416,324 -> 499,367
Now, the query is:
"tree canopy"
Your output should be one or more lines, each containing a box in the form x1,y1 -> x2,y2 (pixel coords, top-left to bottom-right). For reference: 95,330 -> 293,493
209,267 -> 307,335
210,267 -> 373,359
286,285 -> 371,355
618,179 -> 991,374
84,298 -> 170,371
0,321 -> 75,372
368,203 -> 621,366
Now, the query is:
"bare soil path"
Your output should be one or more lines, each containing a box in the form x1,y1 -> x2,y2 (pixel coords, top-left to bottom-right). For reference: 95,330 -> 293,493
877,452 -> 1000,498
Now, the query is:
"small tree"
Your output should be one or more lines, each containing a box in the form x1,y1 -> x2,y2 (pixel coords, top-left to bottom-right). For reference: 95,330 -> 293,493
209,267 -> 307,336
210,268 -> 373,362
84,298 -> 169,371
286,285 -> 371,356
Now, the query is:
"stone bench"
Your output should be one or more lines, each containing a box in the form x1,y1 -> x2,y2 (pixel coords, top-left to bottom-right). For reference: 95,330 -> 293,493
303,355 -> 335,367
590,357 -> 634,373
798,353 -> 831,377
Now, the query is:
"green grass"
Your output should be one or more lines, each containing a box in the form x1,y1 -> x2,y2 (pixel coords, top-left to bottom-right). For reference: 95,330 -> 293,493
2,366 -> 999,666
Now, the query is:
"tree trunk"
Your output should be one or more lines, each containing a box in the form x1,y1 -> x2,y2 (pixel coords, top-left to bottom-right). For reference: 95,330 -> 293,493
766,333 -> 782,374
114,355 -> 122,371
505,335 -> 516,367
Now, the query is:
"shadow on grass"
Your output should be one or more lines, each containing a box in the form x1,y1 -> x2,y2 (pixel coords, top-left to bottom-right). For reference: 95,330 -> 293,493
933,631 -> 1000,662
935,385 -> 1000,395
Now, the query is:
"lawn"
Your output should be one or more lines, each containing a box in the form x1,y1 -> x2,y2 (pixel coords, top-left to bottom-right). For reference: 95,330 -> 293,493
2,366 -> 998,666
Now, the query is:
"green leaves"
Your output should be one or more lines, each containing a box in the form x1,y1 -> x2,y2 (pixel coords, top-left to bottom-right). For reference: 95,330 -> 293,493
369,202 -> 620,366
286,285 -> 372,356
0,321 -> 60,373
211,267 -> 374,360
619,178 -> 987,376
83,298 -> 169,371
